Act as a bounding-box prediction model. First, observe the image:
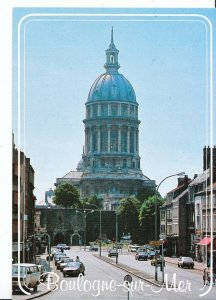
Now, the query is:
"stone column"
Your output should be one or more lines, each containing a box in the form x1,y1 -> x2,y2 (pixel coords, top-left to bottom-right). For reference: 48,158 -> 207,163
85,127 -> 88,154
136,129 -> 139,154
97,126 -> 101,152
98,103 -> 101,117
118,126 -> 121,152
89,126 -> 93,152
134,128 -> 136,154
108,125 -> 111,153
108,103 -> 111,116
127,127 -> 130,154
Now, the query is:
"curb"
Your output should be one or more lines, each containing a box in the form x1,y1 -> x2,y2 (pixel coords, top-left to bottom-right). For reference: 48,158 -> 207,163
94,255 -> 164,288
22,289 -> 52,300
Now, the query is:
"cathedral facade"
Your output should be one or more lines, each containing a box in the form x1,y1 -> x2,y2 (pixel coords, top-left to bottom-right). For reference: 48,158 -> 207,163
56,29 -> 155,209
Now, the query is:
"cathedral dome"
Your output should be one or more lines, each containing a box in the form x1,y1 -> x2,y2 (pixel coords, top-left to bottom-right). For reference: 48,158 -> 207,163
87,73 -> 136,102
87,28 -> 136,103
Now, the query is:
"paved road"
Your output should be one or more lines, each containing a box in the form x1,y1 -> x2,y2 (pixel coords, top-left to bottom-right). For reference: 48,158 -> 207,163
37,248 -> 215,300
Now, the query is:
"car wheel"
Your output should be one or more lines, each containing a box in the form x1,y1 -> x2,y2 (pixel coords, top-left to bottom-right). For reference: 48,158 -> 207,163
63,273 -> 66,278
82,271 -> 85,276
33,284 -> 38,292
178,264 -> 179,267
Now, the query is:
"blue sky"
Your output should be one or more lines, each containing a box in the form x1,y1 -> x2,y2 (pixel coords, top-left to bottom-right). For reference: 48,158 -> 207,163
13,8 -> 216,202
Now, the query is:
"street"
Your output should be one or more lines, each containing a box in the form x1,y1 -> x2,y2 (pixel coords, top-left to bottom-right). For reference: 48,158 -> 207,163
13,247 -> 216,300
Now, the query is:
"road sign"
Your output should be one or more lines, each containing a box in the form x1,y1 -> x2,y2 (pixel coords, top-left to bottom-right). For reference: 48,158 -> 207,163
124,274 -> 132,283
149,240 -> 161,247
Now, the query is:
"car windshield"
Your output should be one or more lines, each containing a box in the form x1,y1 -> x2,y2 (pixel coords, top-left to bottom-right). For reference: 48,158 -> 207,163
184,257 -> 193,261
139,252 -> 146,255
66,262 -> 80,267
62,258 -> 73,262
12,265 -> 26,275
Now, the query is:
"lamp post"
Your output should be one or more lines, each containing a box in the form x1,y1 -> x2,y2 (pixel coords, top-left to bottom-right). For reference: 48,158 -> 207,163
115,209 -> 118,265
43,233 -> 51,268
76,209 -> 94,251
86,203 -> 102,257
154,172 -> 185,281
160,238 -> 165,284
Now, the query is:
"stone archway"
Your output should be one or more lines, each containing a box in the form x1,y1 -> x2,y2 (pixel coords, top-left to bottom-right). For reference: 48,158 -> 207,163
54,232 -> 65,245
70,233 -> 82,246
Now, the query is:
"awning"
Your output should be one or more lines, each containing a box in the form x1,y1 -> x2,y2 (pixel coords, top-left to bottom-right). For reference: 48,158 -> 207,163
197,237 -> 212,246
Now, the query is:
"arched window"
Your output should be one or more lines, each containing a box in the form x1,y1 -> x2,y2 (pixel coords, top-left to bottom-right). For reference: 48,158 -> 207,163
101,127 -> 108,152
121,128 -> 127,152
92,130 -> 98,152
110,54 -> 114,63
110,128 -> 118,152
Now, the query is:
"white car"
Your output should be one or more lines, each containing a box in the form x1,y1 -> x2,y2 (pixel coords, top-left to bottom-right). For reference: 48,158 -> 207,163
12,263 -> 41,293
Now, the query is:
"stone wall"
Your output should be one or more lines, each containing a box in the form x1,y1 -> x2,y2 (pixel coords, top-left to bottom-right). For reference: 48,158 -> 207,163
38,207 -> 121,246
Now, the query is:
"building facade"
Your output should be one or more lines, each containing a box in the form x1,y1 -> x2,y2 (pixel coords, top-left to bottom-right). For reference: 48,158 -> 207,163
56,30 -> 155,208
13,138 -> 36,263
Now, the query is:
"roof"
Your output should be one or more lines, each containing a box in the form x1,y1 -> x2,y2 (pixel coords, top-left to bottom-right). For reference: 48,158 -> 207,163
189,169 -> 209,186
62,171 -> 83,179
172,188 -> 188,203
87,73 -> 136,103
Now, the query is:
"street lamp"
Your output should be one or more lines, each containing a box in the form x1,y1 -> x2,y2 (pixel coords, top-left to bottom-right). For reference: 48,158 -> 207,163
155,172 -> 185,241
154,172 -> 185,281
86,203 -> 102,257
115,209 -> 118,265
76,209 -> 94,251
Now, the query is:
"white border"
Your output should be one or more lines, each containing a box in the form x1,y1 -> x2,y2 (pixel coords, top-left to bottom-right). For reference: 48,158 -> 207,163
17,13 -> 213,298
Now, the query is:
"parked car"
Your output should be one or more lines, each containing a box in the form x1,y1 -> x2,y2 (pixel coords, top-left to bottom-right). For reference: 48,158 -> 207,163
63,262 -> 85,277
54,253 -> 67,265
151,255 -> 165,266
56,243 -> 70,250
56,256 -> 70,269
89,245 -> 99,251
148,251 -> 157,260
37,265 -> 47,282
135,251 -> 148,261
108,249 -> 118,257
59,258 -> 74,272
12,263 -> 41,293
177,257 -> 194,269
113,244 -> 123,249
128,245 -> 140,252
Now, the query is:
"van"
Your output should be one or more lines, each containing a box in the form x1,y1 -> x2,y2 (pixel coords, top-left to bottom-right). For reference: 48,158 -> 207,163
12,263 -> 41,293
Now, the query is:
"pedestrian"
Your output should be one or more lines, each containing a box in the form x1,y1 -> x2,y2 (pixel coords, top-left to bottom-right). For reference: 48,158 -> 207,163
76,256 -> 80,262
203,268 -> 208,285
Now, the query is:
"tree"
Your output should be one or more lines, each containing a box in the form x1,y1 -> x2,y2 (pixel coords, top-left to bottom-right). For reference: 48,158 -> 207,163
136,187 -> 156,203
139,195 -> 164,243
53,183 -> 80,208
81,195 -> 102,209
118,197 -> 141,243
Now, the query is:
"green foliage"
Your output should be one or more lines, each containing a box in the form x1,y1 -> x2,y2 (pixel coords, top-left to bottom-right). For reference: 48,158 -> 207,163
81,195 -> 102,209
139,195 -> 164,243
53,183 -> 80,208
136,187 -> 157,203
118,197 -> 141,243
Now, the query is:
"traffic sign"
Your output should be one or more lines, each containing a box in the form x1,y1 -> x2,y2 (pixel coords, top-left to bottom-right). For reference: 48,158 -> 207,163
124,274 -> 132,283
149,240 -> 161,247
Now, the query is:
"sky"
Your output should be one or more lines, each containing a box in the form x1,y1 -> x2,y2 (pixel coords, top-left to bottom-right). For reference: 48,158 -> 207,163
12,8 -> 216,203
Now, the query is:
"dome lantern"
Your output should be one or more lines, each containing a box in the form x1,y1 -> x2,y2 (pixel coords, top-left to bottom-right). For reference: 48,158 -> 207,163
104,27 -> 120,74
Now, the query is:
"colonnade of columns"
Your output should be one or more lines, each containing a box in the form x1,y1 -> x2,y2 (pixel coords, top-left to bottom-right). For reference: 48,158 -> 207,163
84,125 -> 139,154
86,102 -> 138,119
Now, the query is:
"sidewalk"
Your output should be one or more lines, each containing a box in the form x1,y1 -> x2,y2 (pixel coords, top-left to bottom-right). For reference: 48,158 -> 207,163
165,256 -> 206,271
